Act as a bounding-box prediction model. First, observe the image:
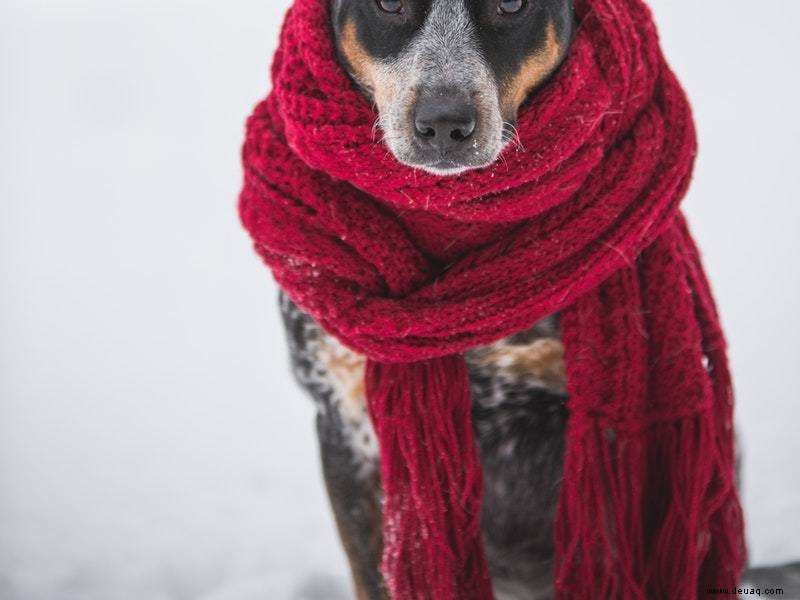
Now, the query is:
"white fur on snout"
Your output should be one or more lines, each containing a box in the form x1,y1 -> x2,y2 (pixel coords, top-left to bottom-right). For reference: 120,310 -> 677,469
373,0 -> 505,175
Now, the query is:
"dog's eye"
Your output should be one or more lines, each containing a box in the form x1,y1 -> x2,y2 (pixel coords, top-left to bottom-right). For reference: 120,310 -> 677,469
498,0 -> 524,14
378,0 -> 403,13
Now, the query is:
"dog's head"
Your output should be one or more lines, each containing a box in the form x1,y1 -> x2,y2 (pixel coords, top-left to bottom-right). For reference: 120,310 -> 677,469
331,0 -> 574,176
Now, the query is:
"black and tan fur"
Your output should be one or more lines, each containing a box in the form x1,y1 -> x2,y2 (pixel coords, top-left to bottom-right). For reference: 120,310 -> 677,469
331,0 -> 573,175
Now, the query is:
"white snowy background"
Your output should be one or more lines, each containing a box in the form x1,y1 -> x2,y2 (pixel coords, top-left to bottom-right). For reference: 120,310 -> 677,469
1,1 -> 798,599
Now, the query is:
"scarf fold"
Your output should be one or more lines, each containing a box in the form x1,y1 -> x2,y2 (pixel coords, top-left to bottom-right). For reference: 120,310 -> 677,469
239,0 -> 746,597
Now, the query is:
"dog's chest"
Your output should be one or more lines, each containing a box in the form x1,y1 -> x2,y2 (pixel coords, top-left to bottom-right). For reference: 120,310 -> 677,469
280,292 -> 568,476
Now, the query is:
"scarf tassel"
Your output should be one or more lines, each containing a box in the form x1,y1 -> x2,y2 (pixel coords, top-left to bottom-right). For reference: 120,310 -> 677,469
365,356 -> 495,600
554,408 -> 742,599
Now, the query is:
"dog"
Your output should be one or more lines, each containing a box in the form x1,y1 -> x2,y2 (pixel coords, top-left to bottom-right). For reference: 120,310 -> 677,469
272,3 -> 800,599
281,2 -> 574,599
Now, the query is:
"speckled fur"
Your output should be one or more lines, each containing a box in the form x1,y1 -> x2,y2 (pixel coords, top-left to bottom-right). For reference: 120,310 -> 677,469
280,292 -> 567,599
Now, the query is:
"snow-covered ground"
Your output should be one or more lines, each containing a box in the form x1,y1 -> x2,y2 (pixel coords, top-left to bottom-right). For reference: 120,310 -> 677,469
1,1 -> 798,599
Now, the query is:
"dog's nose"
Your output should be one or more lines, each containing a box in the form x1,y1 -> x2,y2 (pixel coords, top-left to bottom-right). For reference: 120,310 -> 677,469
414,94 -> 477,152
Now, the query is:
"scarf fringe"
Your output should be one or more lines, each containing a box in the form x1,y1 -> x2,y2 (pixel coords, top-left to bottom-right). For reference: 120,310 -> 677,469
365,356 -> 494,600
555,407 -> 742,600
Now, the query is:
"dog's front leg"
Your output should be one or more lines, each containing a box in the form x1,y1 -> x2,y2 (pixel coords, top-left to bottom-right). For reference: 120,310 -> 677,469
280,293 -> 386,598
317,407 -> 386,600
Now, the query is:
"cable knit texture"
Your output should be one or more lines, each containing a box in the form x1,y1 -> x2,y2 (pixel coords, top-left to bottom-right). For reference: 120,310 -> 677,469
239,0 -> 746,597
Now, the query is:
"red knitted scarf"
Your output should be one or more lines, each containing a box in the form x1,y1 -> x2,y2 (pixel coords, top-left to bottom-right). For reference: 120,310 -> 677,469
239,0 -> 746,597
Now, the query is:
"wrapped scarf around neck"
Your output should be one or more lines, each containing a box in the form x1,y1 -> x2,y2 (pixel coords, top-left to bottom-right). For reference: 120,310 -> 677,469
239,0 -> 746,597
